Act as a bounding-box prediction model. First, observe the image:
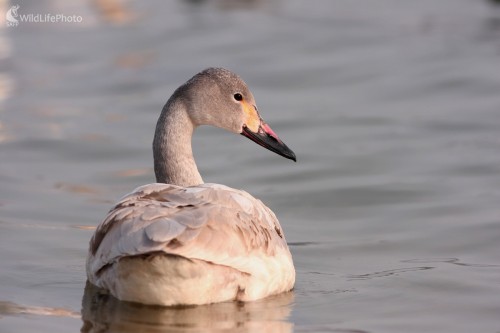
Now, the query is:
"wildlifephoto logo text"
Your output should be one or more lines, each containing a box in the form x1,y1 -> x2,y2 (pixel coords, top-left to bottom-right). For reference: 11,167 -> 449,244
6,4 -> 83,27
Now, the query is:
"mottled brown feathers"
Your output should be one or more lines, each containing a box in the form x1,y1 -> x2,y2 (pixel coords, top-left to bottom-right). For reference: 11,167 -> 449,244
87,183 -> 288,277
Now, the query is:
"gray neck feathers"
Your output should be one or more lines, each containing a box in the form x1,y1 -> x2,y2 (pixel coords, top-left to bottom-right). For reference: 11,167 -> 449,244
153,98 -> 203,187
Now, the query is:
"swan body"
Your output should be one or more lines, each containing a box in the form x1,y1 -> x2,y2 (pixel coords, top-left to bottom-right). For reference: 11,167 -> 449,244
86,68 -> 296,306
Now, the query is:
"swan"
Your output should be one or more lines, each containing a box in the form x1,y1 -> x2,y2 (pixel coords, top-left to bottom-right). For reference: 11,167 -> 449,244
86,68 -> 296,306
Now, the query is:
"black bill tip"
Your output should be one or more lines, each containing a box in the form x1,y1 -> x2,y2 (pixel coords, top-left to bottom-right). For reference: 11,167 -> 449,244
241,125 -> 297,162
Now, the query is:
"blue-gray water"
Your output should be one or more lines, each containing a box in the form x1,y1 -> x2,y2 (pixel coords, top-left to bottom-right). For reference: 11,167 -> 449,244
1,0 -> 500,332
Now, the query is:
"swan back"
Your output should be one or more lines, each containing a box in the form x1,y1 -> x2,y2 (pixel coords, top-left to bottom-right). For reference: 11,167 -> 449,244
87,183 -> 293,284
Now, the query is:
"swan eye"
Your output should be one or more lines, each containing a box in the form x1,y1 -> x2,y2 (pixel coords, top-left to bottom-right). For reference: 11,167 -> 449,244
233,93 -> 243,101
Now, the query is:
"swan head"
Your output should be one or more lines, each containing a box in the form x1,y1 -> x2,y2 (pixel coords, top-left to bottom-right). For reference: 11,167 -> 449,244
179,67 -> 296,162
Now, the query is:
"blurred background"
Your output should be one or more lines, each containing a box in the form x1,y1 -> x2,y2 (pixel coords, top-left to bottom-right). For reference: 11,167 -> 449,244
1,0 -> 500,332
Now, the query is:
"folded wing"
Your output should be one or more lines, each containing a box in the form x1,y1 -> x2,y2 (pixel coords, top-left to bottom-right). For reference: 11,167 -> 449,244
86,183 -> 289,281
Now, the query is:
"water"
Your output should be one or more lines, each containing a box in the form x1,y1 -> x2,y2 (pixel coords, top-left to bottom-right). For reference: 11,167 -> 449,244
1,0 -> 500,332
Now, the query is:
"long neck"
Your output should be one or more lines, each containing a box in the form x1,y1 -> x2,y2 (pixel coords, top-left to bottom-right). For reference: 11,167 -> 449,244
153,99 -> 203,187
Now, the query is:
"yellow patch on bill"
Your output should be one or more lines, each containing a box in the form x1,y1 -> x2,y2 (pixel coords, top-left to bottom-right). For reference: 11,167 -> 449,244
243,102 -> 260,132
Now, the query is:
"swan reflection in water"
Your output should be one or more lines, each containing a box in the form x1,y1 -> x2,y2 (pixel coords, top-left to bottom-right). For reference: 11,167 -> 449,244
80,282 -> 294,333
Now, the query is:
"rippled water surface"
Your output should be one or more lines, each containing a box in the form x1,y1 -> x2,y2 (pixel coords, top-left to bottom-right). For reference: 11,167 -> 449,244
1,0 -> 500,332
